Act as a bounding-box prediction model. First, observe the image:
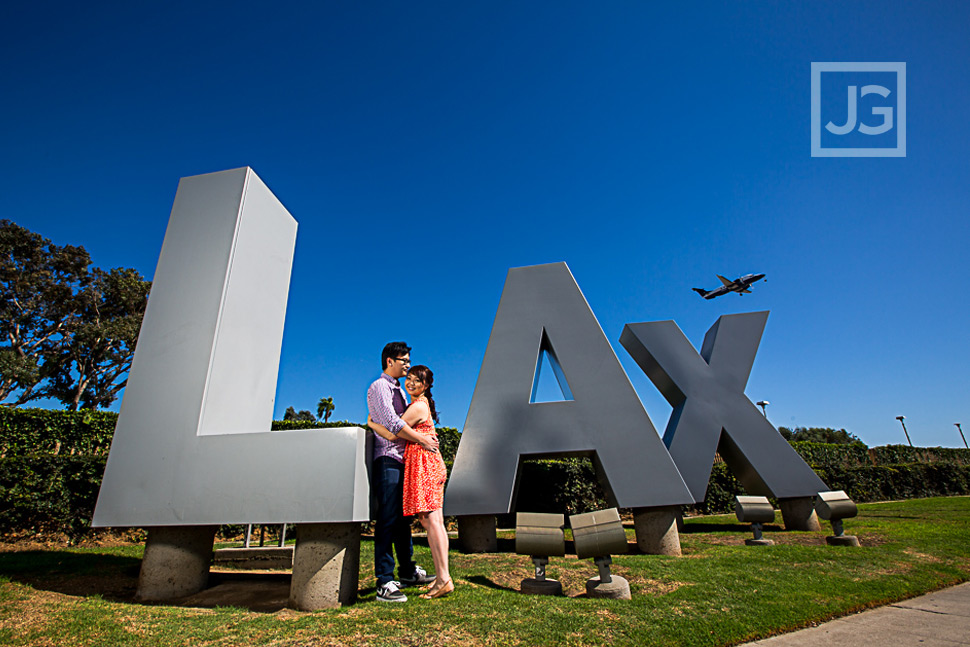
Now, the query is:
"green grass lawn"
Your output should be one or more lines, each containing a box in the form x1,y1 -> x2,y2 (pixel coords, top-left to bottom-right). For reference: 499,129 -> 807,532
1,496 -> 968,646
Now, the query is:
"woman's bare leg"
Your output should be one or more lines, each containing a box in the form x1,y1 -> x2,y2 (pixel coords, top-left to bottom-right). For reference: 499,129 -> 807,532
418,509 -> 450,590
415,512 -> 436,582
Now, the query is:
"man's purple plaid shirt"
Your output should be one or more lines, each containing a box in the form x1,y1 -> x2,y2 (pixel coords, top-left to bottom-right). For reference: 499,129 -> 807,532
367,372 -> 408,462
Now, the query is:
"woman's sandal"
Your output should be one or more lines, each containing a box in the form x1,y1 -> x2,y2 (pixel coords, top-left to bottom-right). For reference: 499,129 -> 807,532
418,581 -> 444,599
419,579 -> 454,599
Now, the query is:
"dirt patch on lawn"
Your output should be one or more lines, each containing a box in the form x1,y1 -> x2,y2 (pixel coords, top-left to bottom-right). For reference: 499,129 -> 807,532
624,575 -> 686,595
696,527 -> 887,547
463,560 -> 684,599
902,548 -> 942,563
0,586 -> 71,638
0,529 -> 144,551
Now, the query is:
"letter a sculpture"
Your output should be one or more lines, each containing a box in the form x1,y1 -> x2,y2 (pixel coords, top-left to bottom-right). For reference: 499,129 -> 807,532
445,262 -> 693,554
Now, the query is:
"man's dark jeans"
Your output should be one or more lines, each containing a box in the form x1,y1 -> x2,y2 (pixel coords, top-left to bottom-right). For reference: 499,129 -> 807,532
373,455 -> 416,586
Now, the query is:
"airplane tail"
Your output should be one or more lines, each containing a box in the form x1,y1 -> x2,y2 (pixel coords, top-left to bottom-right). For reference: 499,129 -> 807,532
692,287 -> 708,298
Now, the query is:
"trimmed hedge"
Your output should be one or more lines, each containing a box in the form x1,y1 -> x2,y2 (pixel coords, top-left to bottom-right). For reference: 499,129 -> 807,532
0,407 -> 118,457
510,445 -> 970,517
514,459 -> 609,516
269,420 -> 461,466
0,454 -> 106,540
789,441 -> 970,468
788,441 -> 871,468
0,410 -> 462,464
694,445 -> 970,513
694,463 -> 746,515
0,411 -> 463,538
867,444 -> 970,466
816,463 -> 970,502
269,419 -> 361,432
2,407 -> 969,536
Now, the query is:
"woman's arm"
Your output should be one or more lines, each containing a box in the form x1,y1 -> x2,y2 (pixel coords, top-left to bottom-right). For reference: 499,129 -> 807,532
401,400 -> 430,428
367,414 -> 439,451
400,401 -> 437,451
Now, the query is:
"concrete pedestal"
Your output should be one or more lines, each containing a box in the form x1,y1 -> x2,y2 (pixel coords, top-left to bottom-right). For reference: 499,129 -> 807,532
586,575 -> 631,600
745,538 -> 775,546
457,515 -> 498,553
632,506 -> 682,556
288,522 -> 361,610
826,535 -> 861,547
779,497 -> 822,531
136,525 -> 218,602
521,578 -> 563,596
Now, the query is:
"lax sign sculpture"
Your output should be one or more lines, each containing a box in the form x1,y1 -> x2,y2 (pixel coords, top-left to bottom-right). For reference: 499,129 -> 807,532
93,168 -> 827,607
444,263 -> 826,553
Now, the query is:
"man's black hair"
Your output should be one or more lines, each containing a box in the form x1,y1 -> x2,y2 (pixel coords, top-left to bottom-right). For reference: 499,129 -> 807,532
381,341 -> 411,370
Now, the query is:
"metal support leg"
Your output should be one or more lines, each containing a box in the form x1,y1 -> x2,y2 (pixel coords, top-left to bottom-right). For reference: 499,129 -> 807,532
532,556 -> 548,581
593,556 -> 613,584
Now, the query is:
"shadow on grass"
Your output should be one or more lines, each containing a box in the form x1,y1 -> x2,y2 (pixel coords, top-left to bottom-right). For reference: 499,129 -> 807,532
681,522 -> 783,534
0,546 -> 450,613
466,575 -> 594,598
180,571 -> 292,612
466,575 -> 517,592
0,550 -> 298,612
0,550 -> 140,603
408,535 -> 521,553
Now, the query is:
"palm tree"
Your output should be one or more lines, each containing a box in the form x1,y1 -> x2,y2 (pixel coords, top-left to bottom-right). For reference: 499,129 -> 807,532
317,396 -> 335,423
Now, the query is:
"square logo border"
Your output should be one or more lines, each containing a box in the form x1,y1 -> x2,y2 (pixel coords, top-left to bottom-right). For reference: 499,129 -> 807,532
811,62 -> 906,157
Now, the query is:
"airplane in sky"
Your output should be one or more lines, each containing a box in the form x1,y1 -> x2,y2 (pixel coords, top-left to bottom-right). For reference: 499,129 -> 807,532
693,273 -> 766,299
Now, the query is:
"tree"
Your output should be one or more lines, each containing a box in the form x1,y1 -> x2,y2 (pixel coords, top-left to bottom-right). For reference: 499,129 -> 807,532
0,220 -> 150,409
1,220 -> 89,405
778,426 -> 866,446
317,396 -> 334,423
284,406 -> 316,422
44,268 -> 150,410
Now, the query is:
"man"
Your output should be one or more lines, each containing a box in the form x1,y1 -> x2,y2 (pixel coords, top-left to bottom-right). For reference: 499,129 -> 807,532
368,341 -> 438,602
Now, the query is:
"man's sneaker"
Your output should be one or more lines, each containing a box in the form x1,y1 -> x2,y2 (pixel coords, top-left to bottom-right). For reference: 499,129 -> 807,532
399,565 -> 436,587
376,580 -> 407,602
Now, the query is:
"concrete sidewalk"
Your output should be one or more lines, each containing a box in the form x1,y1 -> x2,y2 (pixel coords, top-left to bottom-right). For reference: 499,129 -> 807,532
742,582 -> 970,646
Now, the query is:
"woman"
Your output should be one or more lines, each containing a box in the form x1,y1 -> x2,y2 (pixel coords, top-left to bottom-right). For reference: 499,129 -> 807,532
369,365 -> 453,599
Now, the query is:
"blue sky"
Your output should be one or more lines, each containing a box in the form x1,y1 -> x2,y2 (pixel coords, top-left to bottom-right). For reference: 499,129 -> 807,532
3,1 -> 968,448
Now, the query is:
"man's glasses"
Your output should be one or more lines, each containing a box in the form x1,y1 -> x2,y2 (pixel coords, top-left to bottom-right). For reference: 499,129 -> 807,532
393,357 -> 411,365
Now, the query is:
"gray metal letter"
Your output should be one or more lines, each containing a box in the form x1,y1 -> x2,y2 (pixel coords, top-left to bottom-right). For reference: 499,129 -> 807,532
444,262 -> 692,516
620,312 -> 827,502
92,168 -> 369,527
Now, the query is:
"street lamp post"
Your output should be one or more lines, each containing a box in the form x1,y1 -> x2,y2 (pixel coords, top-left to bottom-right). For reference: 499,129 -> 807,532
955,423 -> 968,449
896,416 -> 913,447
756,400 -> 769,419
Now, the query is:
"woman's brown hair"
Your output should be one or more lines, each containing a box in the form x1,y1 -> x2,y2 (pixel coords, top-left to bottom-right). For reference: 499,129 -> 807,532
408,365 -> 439,423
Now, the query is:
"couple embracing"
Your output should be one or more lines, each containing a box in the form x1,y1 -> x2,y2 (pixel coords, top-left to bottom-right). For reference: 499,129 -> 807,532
366,341 -> 453,603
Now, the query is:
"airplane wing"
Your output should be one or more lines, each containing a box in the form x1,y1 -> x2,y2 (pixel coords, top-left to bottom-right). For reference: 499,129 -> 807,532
716,275 -> 733,286
739,289 -> 751,294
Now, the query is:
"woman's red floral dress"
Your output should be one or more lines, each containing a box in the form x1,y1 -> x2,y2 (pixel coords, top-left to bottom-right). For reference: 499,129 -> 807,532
403,396 -> 448,516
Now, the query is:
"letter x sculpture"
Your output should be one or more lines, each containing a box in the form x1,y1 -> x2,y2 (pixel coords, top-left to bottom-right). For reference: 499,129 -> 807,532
620,312 -> 827,503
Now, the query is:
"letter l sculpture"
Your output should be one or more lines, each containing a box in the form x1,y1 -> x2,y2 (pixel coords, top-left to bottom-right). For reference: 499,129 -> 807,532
92,167 -> 369,609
